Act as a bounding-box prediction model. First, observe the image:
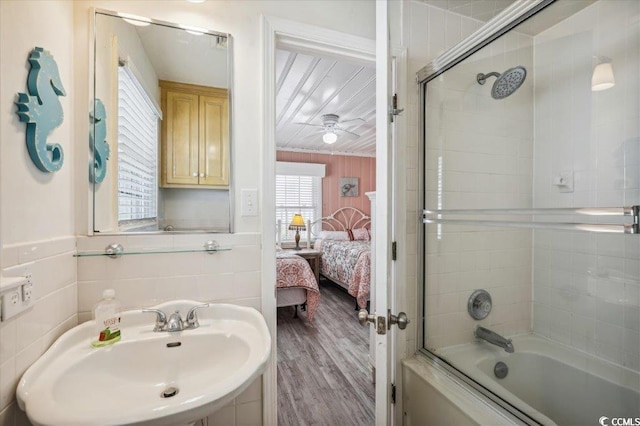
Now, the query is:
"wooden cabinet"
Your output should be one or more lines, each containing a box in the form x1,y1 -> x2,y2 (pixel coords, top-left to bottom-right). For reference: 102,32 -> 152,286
160,80 -> 229,188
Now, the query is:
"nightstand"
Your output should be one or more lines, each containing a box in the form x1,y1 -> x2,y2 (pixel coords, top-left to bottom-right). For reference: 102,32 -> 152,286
283,248 -> 321,284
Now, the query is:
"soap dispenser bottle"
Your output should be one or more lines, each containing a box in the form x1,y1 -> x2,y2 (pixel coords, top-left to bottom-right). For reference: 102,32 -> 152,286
91,289 -> 122,347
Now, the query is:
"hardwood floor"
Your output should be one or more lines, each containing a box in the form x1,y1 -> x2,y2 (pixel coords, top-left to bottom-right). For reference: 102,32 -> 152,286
277,279 -> 375,426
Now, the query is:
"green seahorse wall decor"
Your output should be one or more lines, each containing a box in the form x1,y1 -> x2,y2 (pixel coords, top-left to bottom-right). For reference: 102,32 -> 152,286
89,99 -> 109,183
15,47 -> 66,173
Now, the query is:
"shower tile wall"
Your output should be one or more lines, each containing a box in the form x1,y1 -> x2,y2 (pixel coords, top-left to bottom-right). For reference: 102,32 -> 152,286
419,10 -> 535,350
532,0 -> 640,372
402,0 -> 490,357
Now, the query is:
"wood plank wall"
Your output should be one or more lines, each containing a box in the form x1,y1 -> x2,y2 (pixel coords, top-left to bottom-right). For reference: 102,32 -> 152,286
276,151 -> 376,218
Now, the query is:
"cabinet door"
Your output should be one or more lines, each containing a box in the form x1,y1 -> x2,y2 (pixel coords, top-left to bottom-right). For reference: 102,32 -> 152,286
162,91 -> 199,186
199,95 -> 229,187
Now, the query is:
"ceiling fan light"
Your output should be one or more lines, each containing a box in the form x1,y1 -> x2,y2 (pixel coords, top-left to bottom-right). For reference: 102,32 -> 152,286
323,131 -> 338,144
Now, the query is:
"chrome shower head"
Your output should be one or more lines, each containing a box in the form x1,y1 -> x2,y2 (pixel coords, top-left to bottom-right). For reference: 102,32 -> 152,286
477,66 -> 527,99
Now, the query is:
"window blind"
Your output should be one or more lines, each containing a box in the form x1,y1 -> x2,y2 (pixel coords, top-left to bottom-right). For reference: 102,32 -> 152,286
275,174 -> 321,241
117,67 -> 159,223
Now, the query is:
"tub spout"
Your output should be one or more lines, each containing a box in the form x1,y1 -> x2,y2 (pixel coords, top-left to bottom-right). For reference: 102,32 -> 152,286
474,326 -> 514,353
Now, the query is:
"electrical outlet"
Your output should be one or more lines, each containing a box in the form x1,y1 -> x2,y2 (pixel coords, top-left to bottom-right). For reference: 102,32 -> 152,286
1,287 -> 23,321
22,283 -> 33,303
0,274 -> 33,321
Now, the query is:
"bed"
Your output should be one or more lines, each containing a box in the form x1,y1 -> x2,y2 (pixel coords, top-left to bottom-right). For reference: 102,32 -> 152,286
276,251 -> 320,321
313,207 -> 372,309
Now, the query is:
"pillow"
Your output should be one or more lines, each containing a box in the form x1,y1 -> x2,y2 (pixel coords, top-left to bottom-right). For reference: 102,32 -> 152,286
318,230 -> 349,241
351,227 -> 370,241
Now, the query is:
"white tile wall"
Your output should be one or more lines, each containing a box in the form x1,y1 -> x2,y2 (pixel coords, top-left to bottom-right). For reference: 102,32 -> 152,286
532,0 -> 640,372
207,378 -> 262,426
417,7 -> 534,349
402,0 -> 511,359
0,237 -> 78,423
411,0 -> 639,374
76,233 -> 261,317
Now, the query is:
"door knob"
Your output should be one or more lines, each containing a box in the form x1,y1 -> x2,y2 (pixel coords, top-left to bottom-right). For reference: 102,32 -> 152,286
389,311 -> 410,330
358,309 -> 375,326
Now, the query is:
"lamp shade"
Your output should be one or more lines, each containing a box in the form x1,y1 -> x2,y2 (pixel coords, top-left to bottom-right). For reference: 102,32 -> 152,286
592,62 -> 615,91
288,214 -> 306,230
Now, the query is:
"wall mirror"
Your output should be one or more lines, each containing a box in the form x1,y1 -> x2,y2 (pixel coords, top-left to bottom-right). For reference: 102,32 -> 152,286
91,9 -> 233,234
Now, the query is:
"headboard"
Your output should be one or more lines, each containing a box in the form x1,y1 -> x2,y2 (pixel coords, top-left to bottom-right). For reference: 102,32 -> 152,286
311,207 -> 371,235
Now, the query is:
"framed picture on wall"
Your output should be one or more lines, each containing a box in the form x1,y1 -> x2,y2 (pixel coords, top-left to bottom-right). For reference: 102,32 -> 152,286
340,177 -> 358,197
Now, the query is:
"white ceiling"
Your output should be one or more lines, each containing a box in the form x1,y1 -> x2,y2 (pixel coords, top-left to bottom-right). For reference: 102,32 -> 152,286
136,24 -> 228,88
421,0 -> 596,36
420,0 -> 517,22
275,48 -> 376,157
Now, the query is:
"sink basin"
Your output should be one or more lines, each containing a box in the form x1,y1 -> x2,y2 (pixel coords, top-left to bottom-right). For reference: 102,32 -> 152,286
17,300 -> 271,426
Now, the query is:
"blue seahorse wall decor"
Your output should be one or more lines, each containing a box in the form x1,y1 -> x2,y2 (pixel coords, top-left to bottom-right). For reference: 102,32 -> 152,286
89,99 -> 109,184
15,47 -> 66,173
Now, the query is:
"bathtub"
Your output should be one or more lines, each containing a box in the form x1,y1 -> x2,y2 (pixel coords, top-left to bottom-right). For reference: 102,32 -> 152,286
436,333 -> 640,425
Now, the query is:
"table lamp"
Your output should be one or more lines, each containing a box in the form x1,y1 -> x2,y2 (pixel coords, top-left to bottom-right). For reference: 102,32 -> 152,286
288,214 -> 306,250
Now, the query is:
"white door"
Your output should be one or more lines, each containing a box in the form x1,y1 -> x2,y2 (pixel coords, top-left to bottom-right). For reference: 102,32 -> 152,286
370,1 -> 406,424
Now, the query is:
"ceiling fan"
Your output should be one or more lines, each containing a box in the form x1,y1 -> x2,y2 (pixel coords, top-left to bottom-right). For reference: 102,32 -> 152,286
295,114 -> 364,144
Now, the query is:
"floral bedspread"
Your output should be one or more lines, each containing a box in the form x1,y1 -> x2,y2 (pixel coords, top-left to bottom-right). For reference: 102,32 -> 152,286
276,252 -> 320,321
320,240 -> 371,309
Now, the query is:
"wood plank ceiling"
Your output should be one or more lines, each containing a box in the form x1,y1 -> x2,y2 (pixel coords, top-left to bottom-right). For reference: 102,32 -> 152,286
275,48 -> 376,157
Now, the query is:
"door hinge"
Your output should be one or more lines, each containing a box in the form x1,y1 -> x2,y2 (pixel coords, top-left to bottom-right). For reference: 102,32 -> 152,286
391,383 -> 396,404
390,93 -> 404,123
392,241 -> 397,261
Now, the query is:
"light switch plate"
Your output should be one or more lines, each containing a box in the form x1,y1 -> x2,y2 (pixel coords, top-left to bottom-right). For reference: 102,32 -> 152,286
241,189 -> 259,217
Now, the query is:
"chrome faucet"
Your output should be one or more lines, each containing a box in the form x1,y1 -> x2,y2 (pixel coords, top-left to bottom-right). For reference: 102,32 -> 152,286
474,325 -> 514,353
166,311 -> 184,332
143,304 -> 210,332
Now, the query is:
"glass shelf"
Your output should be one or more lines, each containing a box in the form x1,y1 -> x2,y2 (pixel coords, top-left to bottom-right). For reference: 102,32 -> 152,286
73,241 -> 231,259
74,246 -> 231,258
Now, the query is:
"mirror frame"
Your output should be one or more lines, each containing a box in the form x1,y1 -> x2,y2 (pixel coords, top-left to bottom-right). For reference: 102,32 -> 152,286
90,8 -> 234,235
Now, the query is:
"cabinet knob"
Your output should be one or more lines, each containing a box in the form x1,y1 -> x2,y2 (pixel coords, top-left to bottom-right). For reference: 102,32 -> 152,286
192,172 -> 197,177
200,173 -> 205,178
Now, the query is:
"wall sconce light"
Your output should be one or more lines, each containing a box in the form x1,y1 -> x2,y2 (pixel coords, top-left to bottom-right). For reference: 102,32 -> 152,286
592,56 -> 615,91
322,129 -> 338,144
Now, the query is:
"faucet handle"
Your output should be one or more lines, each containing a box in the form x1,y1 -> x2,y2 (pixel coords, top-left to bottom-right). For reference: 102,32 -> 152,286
142,309 -> 167,332
186,303 -> 210,329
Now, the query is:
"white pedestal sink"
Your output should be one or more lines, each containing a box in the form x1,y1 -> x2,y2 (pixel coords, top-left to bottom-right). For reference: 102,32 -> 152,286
17,300 -> 271,426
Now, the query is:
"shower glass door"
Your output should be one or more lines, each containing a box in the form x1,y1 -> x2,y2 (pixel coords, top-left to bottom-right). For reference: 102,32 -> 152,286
419,1 -> 639,424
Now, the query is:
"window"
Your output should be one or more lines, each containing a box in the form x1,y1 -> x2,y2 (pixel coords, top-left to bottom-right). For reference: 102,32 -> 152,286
276,162 -> 326,241
117,66 -> 160,226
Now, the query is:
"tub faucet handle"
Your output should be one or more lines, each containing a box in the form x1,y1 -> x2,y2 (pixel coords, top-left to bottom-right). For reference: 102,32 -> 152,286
186,303 -> 210,329
142,308 -> 167,332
